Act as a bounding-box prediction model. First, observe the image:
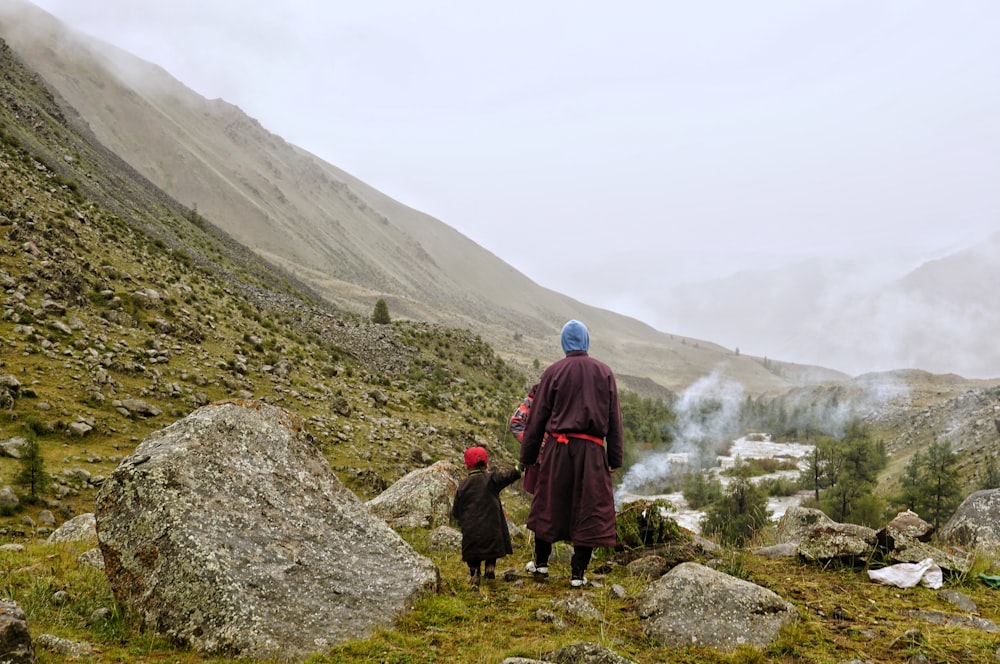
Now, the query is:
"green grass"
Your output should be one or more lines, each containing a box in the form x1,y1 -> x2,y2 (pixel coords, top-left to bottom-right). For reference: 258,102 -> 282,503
6,528 -> 1000,663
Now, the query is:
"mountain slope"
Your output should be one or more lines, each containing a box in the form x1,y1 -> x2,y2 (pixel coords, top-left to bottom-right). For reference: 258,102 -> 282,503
655,233 -> 1000,380
0,32 -> 530,511
0,0 -> 846,395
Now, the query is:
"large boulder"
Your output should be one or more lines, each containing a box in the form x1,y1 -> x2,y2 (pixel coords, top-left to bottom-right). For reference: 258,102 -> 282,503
635,562 -> 798,652
366,460 -> 463,529
95,400 -> 438,662
938,489 -> 1000,552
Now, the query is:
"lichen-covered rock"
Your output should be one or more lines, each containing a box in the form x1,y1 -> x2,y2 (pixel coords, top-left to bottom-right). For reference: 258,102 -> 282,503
366,459 -> 463,529
636,562 -> 797,652
0,599 -> 33,663
33,634 -> 92,658
774,505 -> 835,544
939,489 -> 1000,552
545,642 -> 638,664
46,513 -> 96,543
887,540 -> 972,574
797,522 -> 877,562
96,400 -> 438,662
878,509 -> 934,549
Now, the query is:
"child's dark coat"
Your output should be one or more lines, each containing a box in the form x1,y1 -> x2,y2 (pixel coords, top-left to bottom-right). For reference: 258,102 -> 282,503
451,467 -> 520,562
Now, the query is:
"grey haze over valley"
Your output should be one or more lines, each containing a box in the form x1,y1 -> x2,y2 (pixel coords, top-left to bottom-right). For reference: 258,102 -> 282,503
4,0 -> 1000,381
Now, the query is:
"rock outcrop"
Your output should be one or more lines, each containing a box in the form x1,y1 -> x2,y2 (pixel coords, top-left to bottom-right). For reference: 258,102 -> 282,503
366,459 -> 463,529
938,488 -> 1000,552
95,400 -> 438,662
635,561 -> 798,652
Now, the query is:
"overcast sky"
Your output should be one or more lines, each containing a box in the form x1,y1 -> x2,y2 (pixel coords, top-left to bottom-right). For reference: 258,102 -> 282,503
27,1 -> 1000,367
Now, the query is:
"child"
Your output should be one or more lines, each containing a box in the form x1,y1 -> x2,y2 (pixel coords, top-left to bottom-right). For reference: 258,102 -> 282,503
509,384 -> 541,493
451,446 -> 521,584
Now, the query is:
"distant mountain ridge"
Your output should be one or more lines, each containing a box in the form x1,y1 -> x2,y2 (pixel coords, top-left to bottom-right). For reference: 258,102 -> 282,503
0,0 -> 850,395
654,230 -> 1000,380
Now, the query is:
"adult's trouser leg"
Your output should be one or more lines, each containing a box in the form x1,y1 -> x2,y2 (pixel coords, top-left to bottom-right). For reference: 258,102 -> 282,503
535,538 -> 552,566
571,545 -> 593,576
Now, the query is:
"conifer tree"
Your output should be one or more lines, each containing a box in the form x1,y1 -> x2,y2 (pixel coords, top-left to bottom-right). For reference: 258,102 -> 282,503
700,461 -> 771,546
372,298 -> 391,324
820,435 -> 884,525
897,440 -> 961,530
14,437 -> 51,501
979,456 -> 1000,490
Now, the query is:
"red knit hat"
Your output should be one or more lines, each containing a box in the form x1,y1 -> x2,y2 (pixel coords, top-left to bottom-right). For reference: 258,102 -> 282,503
464,446 -> 488,469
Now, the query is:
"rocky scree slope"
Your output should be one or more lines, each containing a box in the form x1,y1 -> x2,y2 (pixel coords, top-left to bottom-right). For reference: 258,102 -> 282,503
0,37 -> 527,535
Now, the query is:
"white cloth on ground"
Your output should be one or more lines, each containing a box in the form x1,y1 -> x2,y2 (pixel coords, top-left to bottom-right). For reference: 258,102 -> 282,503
867,558 -> 943,589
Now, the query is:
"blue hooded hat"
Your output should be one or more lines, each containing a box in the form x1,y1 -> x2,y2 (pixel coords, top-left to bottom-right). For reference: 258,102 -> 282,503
561,319 -> 590,354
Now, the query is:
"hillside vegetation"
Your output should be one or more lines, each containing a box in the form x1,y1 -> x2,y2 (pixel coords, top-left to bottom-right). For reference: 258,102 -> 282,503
0,38 -> 527,528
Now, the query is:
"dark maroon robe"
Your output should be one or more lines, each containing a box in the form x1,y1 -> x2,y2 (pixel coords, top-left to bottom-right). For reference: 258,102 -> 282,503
519,350 -> 623,548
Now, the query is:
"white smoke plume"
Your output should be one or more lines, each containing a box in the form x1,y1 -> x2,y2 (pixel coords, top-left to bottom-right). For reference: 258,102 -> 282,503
617,368 -> 744,496
773,372 -> 910,440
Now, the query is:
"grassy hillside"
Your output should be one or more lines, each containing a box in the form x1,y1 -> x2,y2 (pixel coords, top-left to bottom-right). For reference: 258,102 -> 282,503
0,38 -> 528,530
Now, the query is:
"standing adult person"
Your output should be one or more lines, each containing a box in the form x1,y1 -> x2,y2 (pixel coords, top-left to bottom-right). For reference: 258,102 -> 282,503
518,319 -> 624,587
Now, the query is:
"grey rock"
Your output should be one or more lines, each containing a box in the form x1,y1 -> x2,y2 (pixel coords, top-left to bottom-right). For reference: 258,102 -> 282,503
608,583 -> 627,599
545,642 -> 638,664
46,513 -> 96,543
0,375 -> 21,393
552,595 -> 601,621
120,398 -> 162,418
0,486 -> 19,509
636,561 -> 798,652
87,608 -> 112,625
939,489 -> 1000,552
67,421 -> 92,437
625,554 -> 667,579
0,599 -> 33,664
33,634 -> 92,658
428,525 -> 462,550
36,510 -> 55,526
907,609 -> 1000,633
879,509 -> 934,549
96,400 -> 438,661
797,522 -> 877,562
775,505 -> 835,544
753,542 -> 799,559
888,540 -> 972,574
0,437 -> 29,459
77,548 -> 105,570
535,608 -> 567,630
366,459 -> 462,529
938,588 -> 977,613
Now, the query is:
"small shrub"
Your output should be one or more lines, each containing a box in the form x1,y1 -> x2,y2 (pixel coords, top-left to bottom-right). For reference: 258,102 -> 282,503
615,499 -> 685,550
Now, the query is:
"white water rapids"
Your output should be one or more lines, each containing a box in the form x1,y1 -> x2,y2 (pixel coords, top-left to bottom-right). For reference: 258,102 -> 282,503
615,434 -> 815,534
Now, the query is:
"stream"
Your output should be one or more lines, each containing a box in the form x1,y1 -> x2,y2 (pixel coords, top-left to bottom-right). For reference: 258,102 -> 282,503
616,434 -> 815,534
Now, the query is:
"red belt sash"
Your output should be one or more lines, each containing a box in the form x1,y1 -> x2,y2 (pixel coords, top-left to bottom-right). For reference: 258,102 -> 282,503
549,432 -> 605,446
